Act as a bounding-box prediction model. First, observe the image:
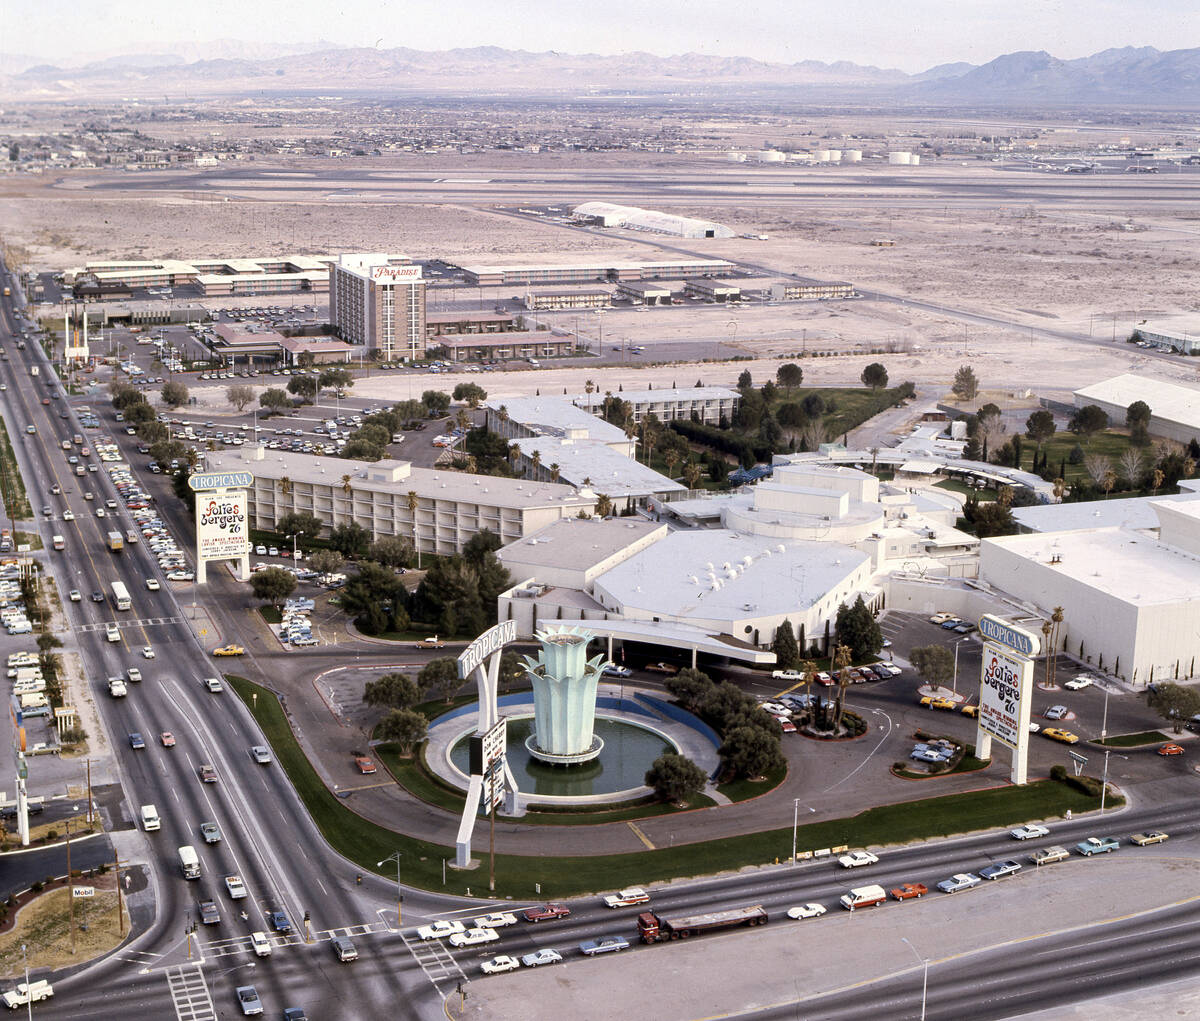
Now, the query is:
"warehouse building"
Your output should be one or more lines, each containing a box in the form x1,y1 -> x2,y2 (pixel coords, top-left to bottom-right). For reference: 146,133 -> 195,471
616,281 -> 673,305
329,253 -> 427,362
436,333 -> 578,363
204,445 -> 595,557
459,258 -> 734,287
570,201 -> 736,239
981,499 -> 1200,686
1073,373 -> 1200,446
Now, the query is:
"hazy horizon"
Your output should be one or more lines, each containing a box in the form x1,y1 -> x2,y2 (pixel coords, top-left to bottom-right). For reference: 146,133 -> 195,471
5,0 -> 1199,74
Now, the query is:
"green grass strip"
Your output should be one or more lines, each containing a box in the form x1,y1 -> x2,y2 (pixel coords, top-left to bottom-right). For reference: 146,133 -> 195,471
228,674 -> 1117,900
1098,730 -> 1170,748
0,416 -> 33,520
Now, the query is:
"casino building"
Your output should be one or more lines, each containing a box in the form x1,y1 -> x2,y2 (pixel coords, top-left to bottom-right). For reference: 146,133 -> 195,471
329,253 -> 427,362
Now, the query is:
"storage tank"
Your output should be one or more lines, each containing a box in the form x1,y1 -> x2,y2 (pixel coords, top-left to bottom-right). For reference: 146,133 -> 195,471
726,151 -> 747,163
909,154 -> 921,166
826,149 -> 842,162
813,149 -> 832,163
888,151 -> 913,165
757,150 -> 786,163
843,149 -> 863,162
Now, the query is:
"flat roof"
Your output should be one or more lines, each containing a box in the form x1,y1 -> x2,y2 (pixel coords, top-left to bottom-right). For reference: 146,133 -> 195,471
460,258 -> 735,273
487,397 -> 629,444
512,437 -> 685,497
205,447 -> 594,512
595,530 -> 870,621
214,323 -> 286,347
573,386 -> 739,406
498,516 -> 665,572
277,336 -> 356,354
426,311 -> 516,324
1074,373 -> 1200,429
983,528 -> 1200,606
1013,488 -> 1200,533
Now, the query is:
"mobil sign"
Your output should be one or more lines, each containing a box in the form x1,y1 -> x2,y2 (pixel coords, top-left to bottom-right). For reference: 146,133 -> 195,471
371,264 -> 423,283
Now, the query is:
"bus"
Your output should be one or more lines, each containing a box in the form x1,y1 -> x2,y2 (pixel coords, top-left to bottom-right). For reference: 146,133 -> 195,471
111,581 -> 131,611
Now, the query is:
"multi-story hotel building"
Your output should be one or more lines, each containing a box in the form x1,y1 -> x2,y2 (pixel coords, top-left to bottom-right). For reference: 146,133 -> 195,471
329,253 -> 426,362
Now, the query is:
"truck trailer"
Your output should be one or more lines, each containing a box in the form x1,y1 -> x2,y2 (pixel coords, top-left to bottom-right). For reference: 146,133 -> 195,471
637,904 -> 767,943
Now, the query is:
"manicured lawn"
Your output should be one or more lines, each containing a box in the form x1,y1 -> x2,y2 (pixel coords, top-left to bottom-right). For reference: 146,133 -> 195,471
1098,731 -> 1170,748
229,674 -> 1117,899
259,606 -> 282,624
717,761 -> 788,803
0,417 -> 32,520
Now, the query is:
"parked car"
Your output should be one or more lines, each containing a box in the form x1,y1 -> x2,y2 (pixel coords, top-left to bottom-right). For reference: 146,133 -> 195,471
481,955 -> 521,975
1130,830 -> 1169,846
1075,836 -> 1120,856
937,873 -> 981,894
1044,705 -> 1070,721
1030,846 -> 1071,866
521,948 -> 563,967
579,935 -> 631,955
785,903 -> 827,920
601,664 -> 632,678
645,662 -> 679,675
979,860 -> 1023,880
889,883 -> 928,901
1064,675 -> 1095,691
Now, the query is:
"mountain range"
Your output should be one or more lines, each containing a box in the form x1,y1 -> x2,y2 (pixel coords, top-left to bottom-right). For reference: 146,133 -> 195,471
1,42 -> 1197,105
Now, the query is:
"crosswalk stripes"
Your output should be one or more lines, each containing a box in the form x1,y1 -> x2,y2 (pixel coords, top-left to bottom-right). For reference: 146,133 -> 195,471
199,920 -> 390,960
77,615 -> 183,633
165,963 -> 217,1021
401,931 -> 466,988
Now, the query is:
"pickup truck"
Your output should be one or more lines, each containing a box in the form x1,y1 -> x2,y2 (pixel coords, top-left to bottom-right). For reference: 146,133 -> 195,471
224,874 -> 248,899
1075,836 -> 1120,856
1030,845 -> 1070,866
198,900 -> 220,925
108,678 -> 127,697
2,980 -> 53,1008
937,873 -> 981,894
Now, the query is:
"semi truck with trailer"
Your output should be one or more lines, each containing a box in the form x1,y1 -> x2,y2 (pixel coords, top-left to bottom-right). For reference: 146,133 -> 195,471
637,904 -> 767,943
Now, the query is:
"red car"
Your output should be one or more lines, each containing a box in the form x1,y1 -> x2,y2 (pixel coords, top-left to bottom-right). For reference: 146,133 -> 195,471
890,883 -> 928,901
355,756 -> 377,774
523,903 -> 570,923
1158,743 -> 1185,756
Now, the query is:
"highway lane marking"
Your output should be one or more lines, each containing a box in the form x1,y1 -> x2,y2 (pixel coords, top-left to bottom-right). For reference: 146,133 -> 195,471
820,705 -> 894,794
627,821 -> 656,850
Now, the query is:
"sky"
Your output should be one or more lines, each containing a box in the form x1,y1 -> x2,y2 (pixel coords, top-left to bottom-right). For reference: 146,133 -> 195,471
7,0 -> 1199,72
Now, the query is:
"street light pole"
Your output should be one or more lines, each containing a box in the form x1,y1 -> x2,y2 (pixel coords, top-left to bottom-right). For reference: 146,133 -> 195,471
791,798 -> 799,865
952,636 -> 969,694
21,943 -> 31,1021
1100,683 -> 1110,741
293,530 -> 302,561
377,852 -> 403,928
1100,749 -> 1111,815
900,937 -> 929,1021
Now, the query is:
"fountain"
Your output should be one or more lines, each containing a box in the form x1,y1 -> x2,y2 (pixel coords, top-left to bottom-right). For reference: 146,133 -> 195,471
520,625 -> 606,765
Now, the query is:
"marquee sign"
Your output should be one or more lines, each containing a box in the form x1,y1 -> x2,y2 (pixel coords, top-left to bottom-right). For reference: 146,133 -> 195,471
458,620 -> 518,679
979,615 -> 1040,658
975,615 -> 1037,784
189,471 -> 255,492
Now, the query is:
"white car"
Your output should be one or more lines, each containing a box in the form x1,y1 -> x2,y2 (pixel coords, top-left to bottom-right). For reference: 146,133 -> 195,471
69,589 -> 81,602
786,903 -> 827,920
473,912 -> 518,929
142,645 -> 155,659
480,955 -> 520,976
521,948 -> 563,968
127,668 -> 142,682
146,578 -> 160,591
603,887 -> 651,908
1064,676 -> 1094,691
416,919 -> 466,941
1011,824 -> 1050,841
224,874 -> 248,899
838,850 -> 879,869
772,669 -> 804,681
249,932 -> 272,957
448,927 -> 499,948
62,510 -> 75,521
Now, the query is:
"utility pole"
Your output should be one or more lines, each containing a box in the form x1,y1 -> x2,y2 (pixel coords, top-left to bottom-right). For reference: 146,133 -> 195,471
66,822 -> 74,954
114,851 -> 127,936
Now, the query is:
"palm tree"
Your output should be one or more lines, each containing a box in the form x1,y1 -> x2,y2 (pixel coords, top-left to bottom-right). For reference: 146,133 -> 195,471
583,380 -> 596,411
549,462 -> 560,483
455,408 -> 470,433
596,493 -> 614,518
279,476 -> 292,496
529,450 -> 542,476
683,460 -> 702,490
341,474 -> 353,495
800,659 -> 818,729
509,442 -> 522,470
406,490 -> 421,569
496,405 -> 509,423
664,450 -> 679,480
831,644 -> 853,733
1049,606 -> 1065,686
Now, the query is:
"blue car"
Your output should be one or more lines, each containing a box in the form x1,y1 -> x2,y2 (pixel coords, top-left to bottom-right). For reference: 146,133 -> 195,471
270,909 -> 293,934
579,935 -> 630,956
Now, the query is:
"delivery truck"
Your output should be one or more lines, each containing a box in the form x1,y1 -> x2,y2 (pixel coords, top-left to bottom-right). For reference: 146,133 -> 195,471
637,904 -> 767,943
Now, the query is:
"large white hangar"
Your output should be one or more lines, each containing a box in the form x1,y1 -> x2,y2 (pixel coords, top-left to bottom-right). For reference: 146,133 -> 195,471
572,201 -> 735,239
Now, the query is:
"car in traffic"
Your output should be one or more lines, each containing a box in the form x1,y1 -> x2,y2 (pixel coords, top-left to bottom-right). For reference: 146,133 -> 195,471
603,887 -> 650,908
645,662 -> 679,675
213,644 -> 244,657
250,746 -> 272,765
236,985 -> 263,1016
1158,743 -> 1185,756
960,704 -> 978,718
1043,705 -> 1070,721
146,578 -> 160,591
785,903 -> 827,920
1075,836 -> 1120,856
249,932 -> 272,958
128,733 -> 145,750
205,677 -> 224,692
198,900 -> 220,925
282,1010 -> 308,1021
68,589 -> 81,602
142,646 -> 155,659
473,912 -> 518,929
937,873 -> 981,894
331,936 -> 358,961
448,928 -> 500,948
838,850 -> 879,869
1064,675 -> 1094,690
198,764 -> 217,783
919,695 -> 956,711
126,667 -> 142,682
481,955 -> 521,975
1011,824 -> 1050,840
889,883 -> 928,901
270,909 -> 293,934
524,903 -> 570,922
1030,845 -> 1071,866
200,821 -> 222,844
580,935 -> 631,955
160,732 -> 176,748
417,919 -> 466,941
1042,728 -> 1079,744
601,664 -> 632,678
1130,830 -> 1169,846
521,948 -> 563,967
979,859 -> 1023,881
91,590 -> 104,603
224,875 -> 248,899
354,755 -> 377,774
